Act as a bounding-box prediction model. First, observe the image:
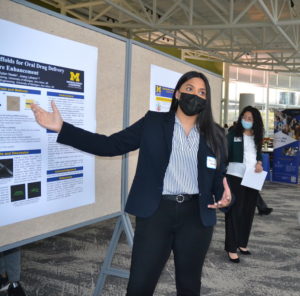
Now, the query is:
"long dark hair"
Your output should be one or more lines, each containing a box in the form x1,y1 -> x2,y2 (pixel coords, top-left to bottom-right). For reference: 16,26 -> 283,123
235,106 -> 264,152
170,71 -> 227,168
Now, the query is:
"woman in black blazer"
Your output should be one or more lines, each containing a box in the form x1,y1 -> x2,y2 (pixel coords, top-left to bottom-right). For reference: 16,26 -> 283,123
31,71 -> 231,296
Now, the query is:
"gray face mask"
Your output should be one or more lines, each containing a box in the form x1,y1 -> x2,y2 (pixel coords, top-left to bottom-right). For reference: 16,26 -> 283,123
178,92 -> 207,116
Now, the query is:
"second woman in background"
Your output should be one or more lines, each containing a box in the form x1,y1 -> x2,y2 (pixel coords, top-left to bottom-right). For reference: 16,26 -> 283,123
225,106 -> 264,263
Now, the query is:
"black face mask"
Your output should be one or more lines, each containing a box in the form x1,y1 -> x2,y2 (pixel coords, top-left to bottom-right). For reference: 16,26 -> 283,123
178,92 -> 207,116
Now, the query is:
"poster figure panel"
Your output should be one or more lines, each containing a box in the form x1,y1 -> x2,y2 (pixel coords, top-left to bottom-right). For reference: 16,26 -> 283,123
273,109 -> 300,184
0,19 -> 98,226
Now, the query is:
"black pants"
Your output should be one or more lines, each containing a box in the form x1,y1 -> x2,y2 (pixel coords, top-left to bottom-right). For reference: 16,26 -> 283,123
225,175 -> 259,253
126,199 -> 214,296
256,193 -> 268,211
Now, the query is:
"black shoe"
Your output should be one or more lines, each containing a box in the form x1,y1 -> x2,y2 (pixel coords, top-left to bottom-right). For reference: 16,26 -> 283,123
0,275 -> 9,292
7,282 -> 26,296
227,252 -> 240,263
258,208 -> 273,215
238,247 -> 251,255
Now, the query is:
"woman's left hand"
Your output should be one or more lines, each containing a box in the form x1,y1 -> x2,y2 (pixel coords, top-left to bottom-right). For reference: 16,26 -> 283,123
208,177 -> 231,209
255,162 -> 263,173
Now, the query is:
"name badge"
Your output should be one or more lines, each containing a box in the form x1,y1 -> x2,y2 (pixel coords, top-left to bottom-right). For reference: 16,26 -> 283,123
207,156 -> 216,169
234,137 -> 242,142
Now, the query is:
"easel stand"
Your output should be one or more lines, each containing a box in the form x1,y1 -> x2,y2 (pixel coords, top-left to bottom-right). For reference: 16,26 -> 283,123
94,40 -> 133,295
93,213 -> 133,295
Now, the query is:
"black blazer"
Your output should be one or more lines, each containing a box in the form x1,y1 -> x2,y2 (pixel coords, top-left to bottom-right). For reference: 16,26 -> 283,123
57,111 -> 226,227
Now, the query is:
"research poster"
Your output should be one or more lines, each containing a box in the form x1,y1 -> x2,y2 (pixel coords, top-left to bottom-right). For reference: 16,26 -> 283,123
0,19 -> 98,226
150,65 -> 182,112
273,109 -> 300,184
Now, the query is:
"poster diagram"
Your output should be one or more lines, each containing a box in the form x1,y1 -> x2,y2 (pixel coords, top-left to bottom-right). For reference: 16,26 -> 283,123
150,65 -> 182,112
0,19 -> 98,226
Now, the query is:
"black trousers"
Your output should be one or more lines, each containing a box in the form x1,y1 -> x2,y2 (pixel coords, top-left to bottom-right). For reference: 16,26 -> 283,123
126,199 -> 214,296
225,175 -> 259,253
256,193 -> 268,211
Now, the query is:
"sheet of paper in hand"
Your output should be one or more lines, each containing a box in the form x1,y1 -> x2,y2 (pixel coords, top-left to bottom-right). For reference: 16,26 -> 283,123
241,169 -> 268,191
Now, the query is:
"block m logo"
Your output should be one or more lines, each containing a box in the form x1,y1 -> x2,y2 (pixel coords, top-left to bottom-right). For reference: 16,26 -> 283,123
70,72 -> 80,82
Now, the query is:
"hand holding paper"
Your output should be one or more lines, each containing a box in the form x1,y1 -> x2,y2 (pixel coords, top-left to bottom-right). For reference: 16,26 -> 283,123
241,169 -> 268,191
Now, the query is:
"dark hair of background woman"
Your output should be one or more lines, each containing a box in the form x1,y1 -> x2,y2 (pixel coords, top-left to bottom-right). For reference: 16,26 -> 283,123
235,105 -> 264,151
169,71 -> 227,168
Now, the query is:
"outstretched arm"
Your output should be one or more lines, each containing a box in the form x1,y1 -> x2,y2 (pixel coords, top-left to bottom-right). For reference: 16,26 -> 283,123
31,101 -> 63,132
31,100 -> 145,157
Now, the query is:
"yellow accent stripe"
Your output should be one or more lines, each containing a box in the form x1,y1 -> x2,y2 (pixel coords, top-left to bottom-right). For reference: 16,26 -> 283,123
156,96 -> 172,102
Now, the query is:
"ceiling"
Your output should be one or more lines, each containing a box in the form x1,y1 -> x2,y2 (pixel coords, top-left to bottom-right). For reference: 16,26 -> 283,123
29,0 -> 300,73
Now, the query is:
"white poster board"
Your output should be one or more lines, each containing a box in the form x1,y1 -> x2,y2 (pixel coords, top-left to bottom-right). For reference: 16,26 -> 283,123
0,19 -> 98,226
149,64 -> 181,112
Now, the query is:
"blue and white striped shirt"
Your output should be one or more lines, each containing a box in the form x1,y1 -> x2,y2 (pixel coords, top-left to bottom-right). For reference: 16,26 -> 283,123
162,116 -> 199,194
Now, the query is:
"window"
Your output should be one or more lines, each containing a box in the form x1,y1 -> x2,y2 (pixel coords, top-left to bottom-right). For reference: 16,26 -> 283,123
224,67 -> 300,137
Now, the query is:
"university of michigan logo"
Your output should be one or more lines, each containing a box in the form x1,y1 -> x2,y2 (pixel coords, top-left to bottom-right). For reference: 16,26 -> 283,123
156,85 -> 161,93
69,72 -> 80,82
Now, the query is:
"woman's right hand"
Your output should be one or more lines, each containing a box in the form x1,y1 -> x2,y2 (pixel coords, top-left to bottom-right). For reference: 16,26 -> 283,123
31,101 -> 63,133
